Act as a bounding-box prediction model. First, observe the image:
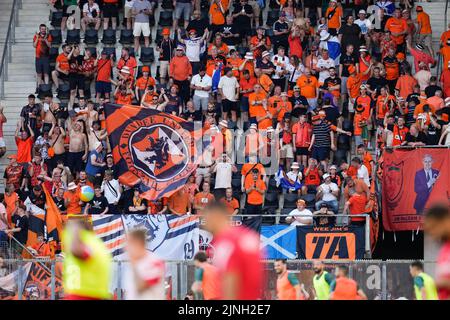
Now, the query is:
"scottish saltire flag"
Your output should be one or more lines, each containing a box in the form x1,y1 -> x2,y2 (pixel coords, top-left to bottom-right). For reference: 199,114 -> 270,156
104,104 -> 208,200
92,215 -> 126,257
121,214 -> 200,260
211,63 -> 223,93
260,225 -> 297,259
274,167 -> 302,191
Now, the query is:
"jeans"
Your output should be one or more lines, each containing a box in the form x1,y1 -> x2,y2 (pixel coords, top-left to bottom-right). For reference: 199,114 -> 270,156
315,199 -> 339,214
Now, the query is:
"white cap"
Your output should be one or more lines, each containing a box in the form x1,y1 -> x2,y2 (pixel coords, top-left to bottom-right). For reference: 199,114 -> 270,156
322,173 -> 331,180
359,9 -> 366,14
320,30 -> 331,41
291,162 -> 300,169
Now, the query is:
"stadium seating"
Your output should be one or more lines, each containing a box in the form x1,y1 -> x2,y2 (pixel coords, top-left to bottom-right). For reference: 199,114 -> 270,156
37,84 -> 52,99
119,29 -> 134,45
49,29 -> 62,46
86,46 -> 97,57
159,10 -> 173,27
264,192 -> 279,212
50,11 -> 63,28
48,47 -> 59,65
66,29 -> 80,44
284,193 -> 298,208
266,10 -> 280,27
102,29 -> 117,45
57,83 -> 71,101
102,47 -> 116,60
84,29 -> 99,45
140,47 -> 155,63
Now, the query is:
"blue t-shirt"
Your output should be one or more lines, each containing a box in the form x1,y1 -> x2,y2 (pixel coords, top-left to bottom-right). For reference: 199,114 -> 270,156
86,150 -> 105,176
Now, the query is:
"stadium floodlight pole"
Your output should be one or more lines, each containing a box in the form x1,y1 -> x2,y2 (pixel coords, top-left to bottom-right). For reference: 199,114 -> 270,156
365,215 -> 372,258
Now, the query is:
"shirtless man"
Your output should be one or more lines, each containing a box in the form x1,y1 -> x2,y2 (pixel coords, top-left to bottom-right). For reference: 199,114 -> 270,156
48,125 -> 66,172
41,94 -> 60,133
86,100 -> 98,125
67,120 -> 88,176
87,120 -> 107,152
141,88 -> 169,110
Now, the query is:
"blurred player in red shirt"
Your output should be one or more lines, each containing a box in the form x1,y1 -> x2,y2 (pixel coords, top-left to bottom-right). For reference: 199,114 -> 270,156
202,202 -> 265,300
424,204 -> 450,300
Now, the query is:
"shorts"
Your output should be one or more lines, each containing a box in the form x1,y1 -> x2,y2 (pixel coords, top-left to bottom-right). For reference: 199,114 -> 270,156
417,33 -> 432,50
193,95 -> 209,111
303,0 -> 318,8
295,147 -> 309,156
36,57 -> 50,74
103,3 -> 118,18
354,135 -> 363,147
0,137 -> 5,148
159,60 -> 169,78
241,96 -> 249,112
341,76 -> 348,94
124,6 -> 133,19
312,146 -> 330,161
56,70 -> 69,81
96,81 -> 112,95
348,98 -> 355,113
69,74 -> 85,91
174,2 -> 192,20
280,144 -> 294,159
222,99 -> 238,113
133,22 -> 151,37
67,151 -> 85,174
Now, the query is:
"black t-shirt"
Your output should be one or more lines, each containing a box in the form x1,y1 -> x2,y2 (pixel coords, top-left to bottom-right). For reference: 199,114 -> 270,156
339,24 -> 361,51
405,131 -> 428,145
53,196 -> 67,213
88,195 -> 109,214
69,54 -> 84,75
125,197 -> 148,215
219,24 -> 240,45
256,59 -> 275,73
366,76 -> 388,95
186,18 -> 210,37
426,119 -> 446,146
324,76 -> 342,90
12,214 -> 29,245
290,94 -> 309,117
29,192 -> 47,210
425,85 -> 442,98
156,38 -> 175,61
339,53 -> 357,77
273,21 -> 289,42
232,4 -> 253,29
183,110 -> 202,121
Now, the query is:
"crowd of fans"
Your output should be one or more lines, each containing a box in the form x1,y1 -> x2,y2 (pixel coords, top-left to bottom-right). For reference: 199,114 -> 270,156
1,0 -> 450,250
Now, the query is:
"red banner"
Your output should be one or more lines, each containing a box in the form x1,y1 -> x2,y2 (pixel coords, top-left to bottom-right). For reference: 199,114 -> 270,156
382,148 -> 450,231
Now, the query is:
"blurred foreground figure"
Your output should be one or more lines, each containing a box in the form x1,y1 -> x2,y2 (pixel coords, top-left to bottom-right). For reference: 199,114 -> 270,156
409,260 -> 438,300
192,251 -> 221,300
424,204 -> 450,300
124,229 -> 165,300
62,219 -> 112,300
330,265 -> 367,300
202,203 -> 264,300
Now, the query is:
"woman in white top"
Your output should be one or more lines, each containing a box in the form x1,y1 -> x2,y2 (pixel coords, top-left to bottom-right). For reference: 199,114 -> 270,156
438,124 -> 450,146
286,55 -> 305,89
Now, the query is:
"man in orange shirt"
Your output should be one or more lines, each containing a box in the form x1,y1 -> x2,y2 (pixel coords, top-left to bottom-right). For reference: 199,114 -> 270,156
169,46 -> 193,104
167,188 -> 191,215
4,184 -> 19,225
325,0 -> 343,34
440,23 -> 450,48
356,144 -> 374,178
440,39 -> 450,73
134,66 -> 156,102
64,182 -> 82,218
219,188 -> 240,215
192,251 -> 221,300
248,83 -> 268,121
240,69 -> 257,122
296,68 -> 318,109
254,68 -> 274,96
347,65 -> 372,114
395,66 -> 417,100
114,85 -> 135,105
209,0 -> 226,35
51,43 -> 71,88
244,168 -> 266,215
193,181 -> 215,215
415,6 -> 434,56
15,122 -> 34,164
33,24 -> 53,87
385,8 -> 408,53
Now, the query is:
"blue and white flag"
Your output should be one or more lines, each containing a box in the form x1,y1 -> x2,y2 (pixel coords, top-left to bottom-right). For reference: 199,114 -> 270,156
274,167 -> 302,191
260,225 -> 297,259
92,214 -> 126,257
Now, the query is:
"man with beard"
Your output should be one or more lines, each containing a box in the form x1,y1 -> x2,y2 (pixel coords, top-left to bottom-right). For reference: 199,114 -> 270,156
275,259 -> 309,300
424,204 -> 450,300
202,202 -> 264,299
312,260 -> 334,300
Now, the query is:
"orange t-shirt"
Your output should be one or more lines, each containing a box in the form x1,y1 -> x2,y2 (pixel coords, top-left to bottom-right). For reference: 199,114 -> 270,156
440,46 -> 450,71
362,151 -> 373,176
355,95 -> 372,119
240,76 -> 257,97
441,30 -> 450,47
96,58 -> 112,82
240,60 -> 255,79
194,192 -> 215,211
135,76 -> 156,90
209,2 -> 226,25
220,197 -> 240,215
241,163 -> 266,178
296,75 -> 318,98
376,95 -> 395,119
347,74 -> 362,99
56,53 -> 69,72
353,113 -> 367,136
417,12 -> 432,34
244,177 -> 266,205
258,74 -> 273,95
248,92 -> 266,118
325,6 -> 343,29
64,190 -> 81,215
227,57 -> 243,79
348,193 -> 367,221
168,191 -> 190,215
115,92 -> 133,105
33,33 -> 53,58
4,192 -> 18,225
16,137 -> 33,163
277,101 -> 293,122
385,17 -> 407,44
395,75 -> 417,100
208,43 -> 229,56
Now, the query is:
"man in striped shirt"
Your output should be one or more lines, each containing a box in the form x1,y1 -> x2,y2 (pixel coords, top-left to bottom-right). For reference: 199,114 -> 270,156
309,115 -> 335,171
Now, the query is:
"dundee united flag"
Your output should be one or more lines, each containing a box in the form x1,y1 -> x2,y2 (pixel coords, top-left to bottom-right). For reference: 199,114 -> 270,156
104,104 -> 208,200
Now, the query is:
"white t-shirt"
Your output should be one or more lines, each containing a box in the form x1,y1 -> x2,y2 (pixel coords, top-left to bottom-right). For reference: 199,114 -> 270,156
318,182 -> 339,201
218,76 -> 239,102
123,252 -> 166,300
286,63 -> 305,83
191,74 -> 212,98
286,208 -> 313,226
317,57 -> 335,83
0,203 -> 7,231
83,3 -> 100,18
271,54 -> 290,79
185,38 -> 203,62
354,18 -> 373,35
357,165 -> 371,187
124,0 -> 135,8
214,162 -> 233,189
286,170 -> 302,183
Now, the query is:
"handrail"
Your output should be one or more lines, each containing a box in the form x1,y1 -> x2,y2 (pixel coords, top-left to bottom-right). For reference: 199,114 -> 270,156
0,0 -> 22,99
8,235 -> 52,274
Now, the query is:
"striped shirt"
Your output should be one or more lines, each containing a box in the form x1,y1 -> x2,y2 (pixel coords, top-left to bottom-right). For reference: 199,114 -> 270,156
312,121 -> 331,147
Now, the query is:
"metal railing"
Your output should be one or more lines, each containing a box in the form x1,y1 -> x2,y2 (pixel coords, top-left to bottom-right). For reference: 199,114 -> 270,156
0,259 -> 435,300
0,0 -> 22,99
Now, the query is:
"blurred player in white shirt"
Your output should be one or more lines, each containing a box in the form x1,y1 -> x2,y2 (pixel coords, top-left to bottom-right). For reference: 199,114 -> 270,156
124,229 -> 166,300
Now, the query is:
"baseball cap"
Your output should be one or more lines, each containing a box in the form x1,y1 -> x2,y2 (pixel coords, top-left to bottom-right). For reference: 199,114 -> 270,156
396,52 -> 405,60
416,5 -> 423,11
142,66 -> 150,73
162,28 -> 170,36
358,9 -> 366,14
323,173 -> 331,180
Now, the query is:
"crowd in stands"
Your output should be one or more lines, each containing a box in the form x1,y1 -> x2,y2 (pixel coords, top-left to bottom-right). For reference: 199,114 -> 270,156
2,0 -> 450,251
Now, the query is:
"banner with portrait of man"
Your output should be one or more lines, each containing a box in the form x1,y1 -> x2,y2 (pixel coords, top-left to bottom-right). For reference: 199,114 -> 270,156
382,148 -> 450,231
